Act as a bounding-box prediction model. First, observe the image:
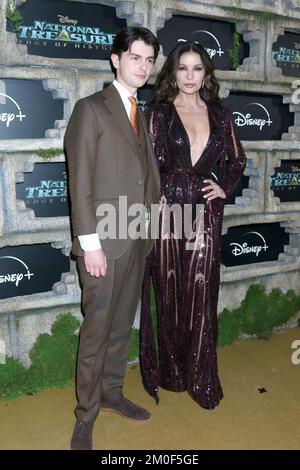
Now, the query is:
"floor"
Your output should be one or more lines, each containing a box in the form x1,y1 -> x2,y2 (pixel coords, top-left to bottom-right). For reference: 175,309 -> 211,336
0,328 -> 299,450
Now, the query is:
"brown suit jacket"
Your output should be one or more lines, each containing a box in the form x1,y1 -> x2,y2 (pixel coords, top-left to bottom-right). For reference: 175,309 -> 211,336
64,84 -> 160,260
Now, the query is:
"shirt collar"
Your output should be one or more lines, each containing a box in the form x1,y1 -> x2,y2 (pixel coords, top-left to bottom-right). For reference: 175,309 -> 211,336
112,79 -> 137,107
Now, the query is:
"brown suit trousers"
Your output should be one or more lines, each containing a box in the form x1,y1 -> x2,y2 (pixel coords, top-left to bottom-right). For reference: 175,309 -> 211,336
75,239 -> 145,422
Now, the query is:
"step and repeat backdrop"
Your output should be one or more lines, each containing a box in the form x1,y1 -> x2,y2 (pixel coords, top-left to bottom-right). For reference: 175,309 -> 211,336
0,0 -> 300,365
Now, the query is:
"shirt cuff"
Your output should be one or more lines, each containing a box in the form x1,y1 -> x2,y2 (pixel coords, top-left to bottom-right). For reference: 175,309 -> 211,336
78,233 -> 102,251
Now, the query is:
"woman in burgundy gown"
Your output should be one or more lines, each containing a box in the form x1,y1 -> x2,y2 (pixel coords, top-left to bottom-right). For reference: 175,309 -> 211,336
140,41 -> 246,409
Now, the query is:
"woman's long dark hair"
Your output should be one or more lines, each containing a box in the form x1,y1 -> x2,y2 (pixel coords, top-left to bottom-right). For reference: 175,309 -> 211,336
150,41 -> 220,105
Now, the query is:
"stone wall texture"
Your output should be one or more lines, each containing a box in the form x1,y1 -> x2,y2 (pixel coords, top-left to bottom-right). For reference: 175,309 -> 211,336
1,0 -> 300,365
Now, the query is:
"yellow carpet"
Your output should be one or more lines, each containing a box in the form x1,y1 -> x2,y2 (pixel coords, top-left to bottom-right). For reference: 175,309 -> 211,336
0,328 -> 299,450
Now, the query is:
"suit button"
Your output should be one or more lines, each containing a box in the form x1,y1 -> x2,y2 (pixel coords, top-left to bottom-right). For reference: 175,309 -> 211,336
137,176 -> 143,185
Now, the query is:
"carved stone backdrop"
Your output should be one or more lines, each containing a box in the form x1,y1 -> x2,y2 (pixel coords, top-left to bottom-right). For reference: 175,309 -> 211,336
0,0 -> 300,366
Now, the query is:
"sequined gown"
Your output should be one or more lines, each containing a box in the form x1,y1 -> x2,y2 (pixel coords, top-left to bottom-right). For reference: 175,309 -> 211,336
140,102 -> 246,409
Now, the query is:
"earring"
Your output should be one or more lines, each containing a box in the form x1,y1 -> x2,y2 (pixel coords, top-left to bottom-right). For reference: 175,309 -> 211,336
201,81 -> 205,89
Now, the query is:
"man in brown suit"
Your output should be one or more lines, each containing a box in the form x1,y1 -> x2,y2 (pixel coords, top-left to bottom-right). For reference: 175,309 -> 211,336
64,27 -> 160,450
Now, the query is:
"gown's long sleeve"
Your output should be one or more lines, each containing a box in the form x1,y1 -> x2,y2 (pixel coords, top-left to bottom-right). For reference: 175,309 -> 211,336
145,106 -> 168,169
220,109 -> 247,200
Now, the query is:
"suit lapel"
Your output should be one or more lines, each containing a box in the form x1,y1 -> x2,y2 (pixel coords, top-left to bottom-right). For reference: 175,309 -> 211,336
138,109 -> 149,146
102,84 -> 140,156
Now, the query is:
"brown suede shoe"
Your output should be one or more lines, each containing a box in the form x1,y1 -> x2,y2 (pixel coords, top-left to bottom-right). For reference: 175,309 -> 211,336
70,420 -> 94,450
101,397 -> 151,422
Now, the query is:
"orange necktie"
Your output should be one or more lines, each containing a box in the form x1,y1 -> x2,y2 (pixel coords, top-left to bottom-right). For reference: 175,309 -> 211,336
128,96 -> 139,137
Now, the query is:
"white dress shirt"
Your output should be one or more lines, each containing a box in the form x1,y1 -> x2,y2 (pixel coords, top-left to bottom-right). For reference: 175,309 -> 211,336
78,80 -> 137,252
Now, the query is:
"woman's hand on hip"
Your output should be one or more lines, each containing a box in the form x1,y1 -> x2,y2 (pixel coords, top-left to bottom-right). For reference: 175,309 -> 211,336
202,179 -> 226,201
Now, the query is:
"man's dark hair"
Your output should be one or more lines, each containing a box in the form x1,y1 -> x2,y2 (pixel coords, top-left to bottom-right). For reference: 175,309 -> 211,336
110,27 -> 159,75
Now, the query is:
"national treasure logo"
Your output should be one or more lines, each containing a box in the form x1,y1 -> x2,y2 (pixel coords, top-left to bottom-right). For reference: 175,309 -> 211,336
25,172 -> 67,202
271,166 -> 300,190
273,43 -> 300,70
271,160 -> 300,202
16,163 -> 70,218
18,14 -> 116,52
11,0 -> 126,59
272,32 -> 300,77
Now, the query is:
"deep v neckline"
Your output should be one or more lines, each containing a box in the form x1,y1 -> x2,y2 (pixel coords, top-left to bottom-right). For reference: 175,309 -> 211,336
173,102 -> 212,168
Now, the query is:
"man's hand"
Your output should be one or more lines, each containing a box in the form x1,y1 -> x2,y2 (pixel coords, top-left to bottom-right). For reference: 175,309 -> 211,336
84,249 -> 107,277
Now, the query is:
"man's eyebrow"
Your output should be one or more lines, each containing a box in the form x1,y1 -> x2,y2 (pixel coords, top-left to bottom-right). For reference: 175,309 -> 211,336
129,53 -> 155,59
